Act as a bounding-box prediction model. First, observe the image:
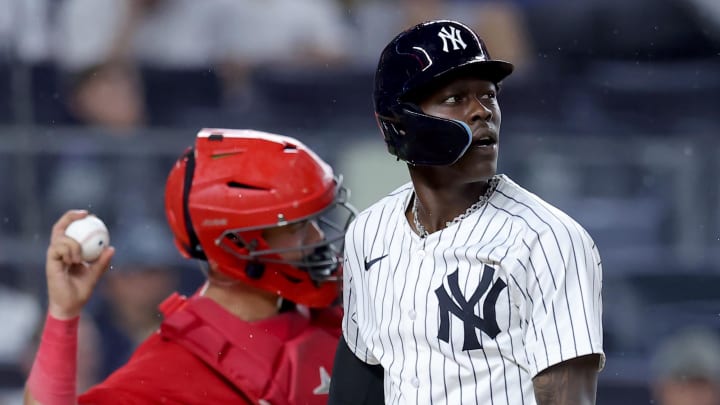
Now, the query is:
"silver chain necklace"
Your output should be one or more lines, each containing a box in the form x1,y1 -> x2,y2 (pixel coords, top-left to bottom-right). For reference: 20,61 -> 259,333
412,176 -> 499,238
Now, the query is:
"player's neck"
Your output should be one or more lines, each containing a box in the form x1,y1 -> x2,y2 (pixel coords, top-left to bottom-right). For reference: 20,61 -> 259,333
202,277 -> 280,322
410,179 -> 494,234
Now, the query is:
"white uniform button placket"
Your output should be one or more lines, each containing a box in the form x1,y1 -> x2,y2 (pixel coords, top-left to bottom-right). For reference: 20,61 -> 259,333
411,377 -> 420,388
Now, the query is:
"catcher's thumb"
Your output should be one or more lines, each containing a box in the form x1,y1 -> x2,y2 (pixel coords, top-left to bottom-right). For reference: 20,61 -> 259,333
91,246 -> 115,277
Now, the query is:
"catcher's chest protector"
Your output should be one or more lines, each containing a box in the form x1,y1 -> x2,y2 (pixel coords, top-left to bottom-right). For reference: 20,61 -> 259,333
159,293 -> 339,405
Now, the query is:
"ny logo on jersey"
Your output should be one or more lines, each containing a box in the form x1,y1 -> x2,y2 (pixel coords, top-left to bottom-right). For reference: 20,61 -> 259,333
435,265 -> 507,351
438,26 -> 467,52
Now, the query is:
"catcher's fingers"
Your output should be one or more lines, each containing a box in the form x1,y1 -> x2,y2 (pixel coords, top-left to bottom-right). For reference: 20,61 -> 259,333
48,236 -> 84,265
47,240 -> 75,267
50,209 -> 88,241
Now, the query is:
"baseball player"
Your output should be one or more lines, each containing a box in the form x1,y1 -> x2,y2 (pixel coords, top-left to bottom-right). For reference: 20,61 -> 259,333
24,129 -> 356,404
329,20 -> 604,405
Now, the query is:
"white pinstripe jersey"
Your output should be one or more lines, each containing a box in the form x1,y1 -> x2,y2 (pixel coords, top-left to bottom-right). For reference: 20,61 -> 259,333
342,174 -> 604,405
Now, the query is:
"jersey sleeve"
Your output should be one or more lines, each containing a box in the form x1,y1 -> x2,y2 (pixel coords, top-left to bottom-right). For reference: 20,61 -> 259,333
341,219 -> 380,365
521,221 -> 604,377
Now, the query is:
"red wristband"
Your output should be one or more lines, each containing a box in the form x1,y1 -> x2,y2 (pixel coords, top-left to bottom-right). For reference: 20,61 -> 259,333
27,313 -> 79,405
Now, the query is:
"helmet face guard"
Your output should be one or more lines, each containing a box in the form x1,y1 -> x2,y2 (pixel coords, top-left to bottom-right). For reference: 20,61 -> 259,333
215,181 -> 355,285
374,20 -> 514,166
165,128 -> 357,307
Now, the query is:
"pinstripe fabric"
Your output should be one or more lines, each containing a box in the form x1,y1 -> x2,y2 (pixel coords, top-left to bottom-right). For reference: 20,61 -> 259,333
342,175 -> 604,404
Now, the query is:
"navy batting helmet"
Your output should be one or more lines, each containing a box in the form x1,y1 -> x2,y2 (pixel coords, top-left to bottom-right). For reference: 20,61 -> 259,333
374,20 -> 514,166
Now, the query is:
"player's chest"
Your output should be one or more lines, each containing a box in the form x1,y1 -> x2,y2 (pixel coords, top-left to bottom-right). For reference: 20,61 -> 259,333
362,237 -> 521,292
361,240 -> 525,337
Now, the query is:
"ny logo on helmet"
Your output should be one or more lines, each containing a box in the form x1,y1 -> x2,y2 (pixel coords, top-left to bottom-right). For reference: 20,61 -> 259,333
435,265 -> 506,351
438,26 -> 467,52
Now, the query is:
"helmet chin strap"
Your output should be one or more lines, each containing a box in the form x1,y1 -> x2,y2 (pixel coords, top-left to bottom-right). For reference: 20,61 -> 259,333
199,280 -> 210,296
181,147 -> 207,260
200,262 -> 286,313
202,264 -> 283,306
201,262 -> 243,288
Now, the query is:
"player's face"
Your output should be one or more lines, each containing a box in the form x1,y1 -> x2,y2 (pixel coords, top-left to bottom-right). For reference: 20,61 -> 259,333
418,76 -> 501,180
262,220 -> 324,262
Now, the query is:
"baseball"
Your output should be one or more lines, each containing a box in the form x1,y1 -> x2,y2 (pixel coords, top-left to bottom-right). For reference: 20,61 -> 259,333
64,215 -> 110,262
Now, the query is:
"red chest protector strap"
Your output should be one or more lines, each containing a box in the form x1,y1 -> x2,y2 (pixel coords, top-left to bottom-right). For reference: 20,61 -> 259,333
159,293 -> 341,404
158,293 -> 298,404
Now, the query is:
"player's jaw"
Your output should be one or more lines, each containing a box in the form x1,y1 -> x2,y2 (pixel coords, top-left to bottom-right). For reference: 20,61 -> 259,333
414,148 -> 497,188
453,151 -> 498,182
447,126 -> 498,178
468,127 -> 498,156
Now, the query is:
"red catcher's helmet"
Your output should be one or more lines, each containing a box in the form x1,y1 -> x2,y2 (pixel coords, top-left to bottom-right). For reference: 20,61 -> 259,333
165,128 -> 356,308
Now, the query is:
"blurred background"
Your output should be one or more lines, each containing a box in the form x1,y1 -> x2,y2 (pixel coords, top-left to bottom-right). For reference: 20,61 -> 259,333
0,0 -> 719,404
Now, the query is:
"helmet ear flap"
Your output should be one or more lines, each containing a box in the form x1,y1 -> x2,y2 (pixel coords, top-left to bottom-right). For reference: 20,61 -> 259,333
377,102 -> 424,156
181,147 -> 207,260
379,103 -> 472,166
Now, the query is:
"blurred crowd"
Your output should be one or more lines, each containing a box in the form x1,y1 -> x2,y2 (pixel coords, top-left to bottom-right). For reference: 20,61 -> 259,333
1,0 -> 719,403
0,0 -> 717,131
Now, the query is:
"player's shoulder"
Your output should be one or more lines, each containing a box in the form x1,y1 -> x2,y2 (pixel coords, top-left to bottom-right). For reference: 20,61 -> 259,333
347,182 -> 412,230
494,175 -> 592,240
